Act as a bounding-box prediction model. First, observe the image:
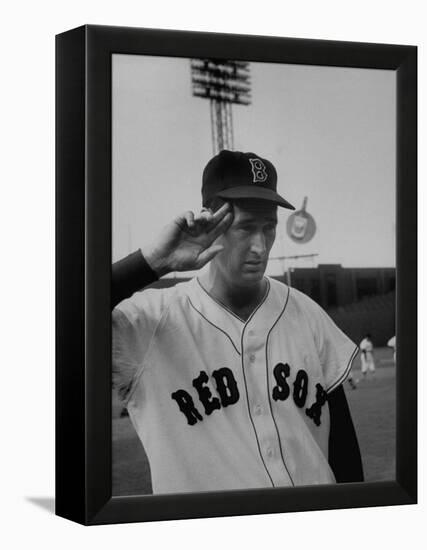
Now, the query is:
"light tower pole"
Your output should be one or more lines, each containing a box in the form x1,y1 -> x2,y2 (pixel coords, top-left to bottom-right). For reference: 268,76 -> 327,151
191,59 -> 251,154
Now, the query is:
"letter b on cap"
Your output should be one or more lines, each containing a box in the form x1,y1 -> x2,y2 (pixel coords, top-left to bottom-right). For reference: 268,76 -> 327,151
249,158 -> 268,183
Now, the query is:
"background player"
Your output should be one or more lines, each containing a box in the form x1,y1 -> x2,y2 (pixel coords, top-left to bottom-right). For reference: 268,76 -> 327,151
387,335 -> 396,363
359,333 -> 376,379
112,150 -> 364,494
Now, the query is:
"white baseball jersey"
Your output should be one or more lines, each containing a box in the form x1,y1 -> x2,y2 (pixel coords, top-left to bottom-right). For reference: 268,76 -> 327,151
113,276 -> 358,494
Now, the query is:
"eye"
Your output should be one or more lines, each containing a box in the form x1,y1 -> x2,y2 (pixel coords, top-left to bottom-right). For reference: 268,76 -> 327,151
237,224 -> 253,233
264,223 -> 277,233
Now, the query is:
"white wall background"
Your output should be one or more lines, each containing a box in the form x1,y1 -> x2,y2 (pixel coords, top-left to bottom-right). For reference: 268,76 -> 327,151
1,1 -> 424,548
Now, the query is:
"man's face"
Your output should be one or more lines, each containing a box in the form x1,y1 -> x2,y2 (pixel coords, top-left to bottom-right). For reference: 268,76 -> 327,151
213,200 -> 278,287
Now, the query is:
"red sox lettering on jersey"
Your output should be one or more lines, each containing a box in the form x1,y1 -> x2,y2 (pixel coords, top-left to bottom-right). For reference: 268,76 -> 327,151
171,363 -> 327,428
113,277 -> 358,494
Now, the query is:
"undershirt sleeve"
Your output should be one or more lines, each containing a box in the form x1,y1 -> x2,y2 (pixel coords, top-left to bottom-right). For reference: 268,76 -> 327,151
112,249 -> 158,309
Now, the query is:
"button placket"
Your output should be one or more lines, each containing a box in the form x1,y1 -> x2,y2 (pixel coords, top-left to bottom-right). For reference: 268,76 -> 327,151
240,294 -> 294,486
254,404 -> 262,416
240,281 -> 294,486
244,330 -> 275,473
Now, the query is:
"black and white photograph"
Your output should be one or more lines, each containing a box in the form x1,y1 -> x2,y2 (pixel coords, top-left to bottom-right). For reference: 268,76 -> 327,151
3,0 -> 423,546
111,54 -> 397,496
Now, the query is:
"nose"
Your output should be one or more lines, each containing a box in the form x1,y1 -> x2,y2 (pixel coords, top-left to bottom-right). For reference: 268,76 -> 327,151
249,231 -> 266,256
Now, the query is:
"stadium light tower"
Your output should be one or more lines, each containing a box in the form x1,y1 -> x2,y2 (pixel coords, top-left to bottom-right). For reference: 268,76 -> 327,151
191,59 -> 251,154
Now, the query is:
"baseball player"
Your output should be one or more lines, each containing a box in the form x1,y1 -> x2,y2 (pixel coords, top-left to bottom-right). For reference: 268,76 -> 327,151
112,150 -> 363,494
387,335 -> 396,362
359,334 -> 376,378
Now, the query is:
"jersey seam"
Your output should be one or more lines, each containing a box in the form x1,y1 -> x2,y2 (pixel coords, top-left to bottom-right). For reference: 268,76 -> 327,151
196,276 -> 271,325
264,285 -> 295,486
325,344 -> 359,393
196,278 -> 245,323
292,287 -> 358,395
235,278 -> 275,487
244,278 -> 271,327
187,297 -> 241,356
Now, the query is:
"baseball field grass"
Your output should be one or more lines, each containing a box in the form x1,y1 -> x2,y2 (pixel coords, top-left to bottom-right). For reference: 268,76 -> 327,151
112,347 -> 396,495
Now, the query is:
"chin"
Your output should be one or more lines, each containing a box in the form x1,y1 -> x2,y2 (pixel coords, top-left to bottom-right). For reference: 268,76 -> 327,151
238,271 -> 266,285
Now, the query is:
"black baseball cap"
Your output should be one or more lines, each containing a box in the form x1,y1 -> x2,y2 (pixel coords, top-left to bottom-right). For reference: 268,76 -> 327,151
202,150 -> 295,210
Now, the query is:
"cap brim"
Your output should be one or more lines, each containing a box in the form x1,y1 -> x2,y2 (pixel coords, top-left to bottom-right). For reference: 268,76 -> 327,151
216,186 -> 295,210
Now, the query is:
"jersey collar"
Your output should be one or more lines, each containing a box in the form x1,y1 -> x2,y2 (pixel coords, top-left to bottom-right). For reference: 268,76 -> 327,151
186,277 -> 289,354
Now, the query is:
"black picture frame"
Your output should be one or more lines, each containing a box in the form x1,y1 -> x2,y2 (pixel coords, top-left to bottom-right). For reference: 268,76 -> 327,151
56,24 -> 417,526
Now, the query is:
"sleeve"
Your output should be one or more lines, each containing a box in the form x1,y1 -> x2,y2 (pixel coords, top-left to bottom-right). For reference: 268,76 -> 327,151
112,287 -> 171,401
299,293 -> 359,393
328,385 -> 364,482
112,250 -> 158,309
112,308 -> 147,401
315,309 -> 359,393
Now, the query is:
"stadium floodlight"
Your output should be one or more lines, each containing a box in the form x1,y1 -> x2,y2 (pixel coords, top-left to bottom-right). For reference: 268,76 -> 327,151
191,58 -> 252,154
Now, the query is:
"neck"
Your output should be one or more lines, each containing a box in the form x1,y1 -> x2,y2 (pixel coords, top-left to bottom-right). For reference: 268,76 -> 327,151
199,266 -> 267,319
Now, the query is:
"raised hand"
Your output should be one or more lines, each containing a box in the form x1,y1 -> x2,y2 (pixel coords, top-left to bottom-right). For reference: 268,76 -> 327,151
142,202 -> 233,277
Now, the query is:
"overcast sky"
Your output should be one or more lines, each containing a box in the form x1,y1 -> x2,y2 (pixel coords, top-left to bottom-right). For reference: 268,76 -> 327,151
112,54 -> 396,275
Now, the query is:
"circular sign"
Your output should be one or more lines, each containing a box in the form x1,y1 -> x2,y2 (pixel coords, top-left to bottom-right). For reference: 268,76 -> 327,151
286,202 -> 316,244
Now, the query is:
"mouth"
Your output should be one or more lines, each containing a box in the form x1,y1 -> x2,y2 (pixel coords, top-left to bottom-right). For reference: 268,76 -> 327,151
243,260 -> 265,269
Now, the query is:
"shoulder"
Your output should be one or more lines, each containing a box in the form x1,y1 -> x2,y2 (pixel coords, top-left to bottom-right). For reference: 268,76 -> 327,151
267,277 -> 324,316
267,279 -> 347,343
266,276 -> 291,302
113,278 -> 195,324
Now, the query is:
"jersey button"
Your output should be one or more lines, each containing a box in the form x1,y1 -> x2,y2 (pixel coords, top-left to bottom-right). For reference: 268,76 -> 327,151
254,405 -> 262,416
249,354 -> 256,363
266,447 -> 274,458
